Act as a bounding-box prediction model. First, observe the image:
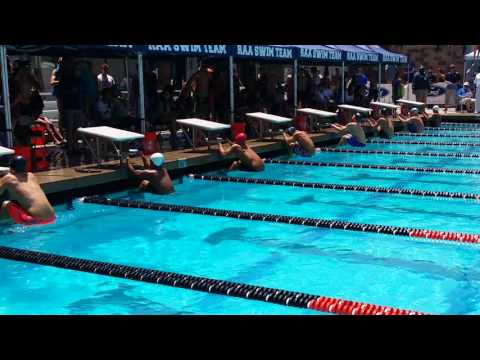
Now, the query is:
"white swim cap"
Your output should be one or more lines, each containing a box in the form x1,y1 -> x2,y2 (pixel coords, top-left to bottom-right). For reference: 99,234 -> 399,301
410,107 -> 419,113
432,105 -> 440,113
150,153 -> 165,167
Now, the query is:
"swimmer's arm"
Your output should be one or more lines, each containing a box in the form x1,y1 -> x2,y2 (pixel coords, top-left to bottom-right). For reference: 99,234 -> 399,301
218,143 -> 237,157
0,175 -> 12,196
283,132 -> 295,145
126,158 -> 149,178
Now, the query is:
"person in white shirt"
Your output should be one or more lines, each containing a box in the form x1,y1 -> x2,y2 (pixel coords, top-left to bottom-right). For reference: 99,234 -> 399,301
97,63 -> 115,91
475,67 -> 480,114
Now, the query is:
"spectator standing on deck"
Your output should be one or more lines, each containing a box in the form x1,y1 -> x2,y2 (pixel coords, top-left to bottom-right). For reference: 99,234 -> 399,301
97,63 -> 115,92
62,63 -> 87,153
412,66 -> 430,103
475,66 -> 480,114
353,68 -> 368,106
392,71 -> 404,103
310,67 -> 322,108
427,68 -> 437,84
446,64 -> 461,89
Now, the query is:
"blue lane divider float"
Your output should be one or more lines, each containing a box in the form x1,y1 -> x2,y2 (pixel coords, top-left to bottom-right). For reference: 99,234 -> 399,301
369,140 -> 480,147
82,196 -> 480,245
264,158 -> 480,176
317,147 -> 480,158
191,173 -> 480,201
0,245 -> 426,315
396,132 -> 480,139
424,127 -> 480,132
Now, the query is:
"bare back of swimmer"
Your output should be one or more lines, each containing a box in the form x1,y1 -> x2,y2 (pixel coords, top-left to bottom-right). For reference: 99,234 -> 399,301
400,107 -> 424,133
0,156 -> 56,226
127,152 -> 174,194
331,122 -> 367,147
283,127 -> 316,157
218,133 -> 265,172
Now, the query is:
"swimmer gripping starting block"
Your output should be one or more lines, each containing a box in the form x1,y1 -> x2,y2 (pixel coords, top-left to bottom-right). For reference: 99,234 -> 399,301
77,126 -> 145,165
245,112 -> 292,139
176,118 -> 231,151
296,108 -> 337,131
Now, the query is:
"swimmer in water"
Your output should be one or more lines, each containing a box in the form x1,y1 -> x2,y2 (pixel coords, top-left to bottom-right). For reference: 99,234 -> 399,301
400,107 -> 425,133
127,152 -> 175,194
218,133 -> 265,172
367,108 -> 395,139
0,156 -> 56,226
331,117 -> 367,147
283,127 -> 316,157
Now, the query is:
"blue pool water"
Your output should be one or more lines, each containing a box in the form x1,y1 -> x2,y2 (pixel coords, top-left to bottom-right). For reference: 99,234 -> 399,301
2,130 -> 480,314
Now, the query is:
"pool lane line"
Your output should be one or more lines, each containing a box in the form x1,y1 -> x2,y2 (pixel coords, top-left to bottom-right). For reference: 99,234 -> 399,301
83,196 -> 480,245
441,122 -> 480,127
317,147 -> 480,158
369,140 -> 480,147
396,133 -> 480,139
424,127 -> 480,132
0,245 -> 426,315
264,158 -> 480,176
190,173 -> 480,201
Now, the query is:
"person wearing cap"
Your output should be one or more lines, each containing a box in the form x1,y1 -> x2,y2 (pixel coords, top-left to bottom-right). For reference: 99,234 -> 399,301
399,107 -> 424,133
428,105 -> 442,127
331,117 -> 367,147
412,66 -> 430,103
446,64 -> 461,88
0,156 -> 56,226
126,152 -> 174,194
283,127 -> 316,157
218,133 -> 264,172
457,82 -> 474,113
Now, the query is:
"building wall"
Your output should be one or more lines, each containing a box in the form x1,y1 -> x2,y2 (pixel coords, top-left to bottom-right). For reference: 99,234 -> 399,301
383,45 -> 466,75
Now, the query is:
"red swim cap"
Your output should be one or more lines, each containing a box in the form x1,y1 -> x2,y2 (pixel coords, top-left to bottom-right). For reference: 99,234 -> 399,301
235,132 -> 247,145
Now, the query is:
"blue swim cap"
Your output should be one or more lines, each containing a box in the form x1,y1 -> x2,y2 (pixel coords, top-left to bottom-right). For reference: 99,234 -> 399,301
287,127 -> 296,135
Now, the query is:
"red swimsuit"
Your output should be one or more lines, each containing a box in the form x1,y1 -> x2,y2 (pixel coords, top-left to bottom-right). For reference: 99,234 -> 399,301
6,202 -> 56,226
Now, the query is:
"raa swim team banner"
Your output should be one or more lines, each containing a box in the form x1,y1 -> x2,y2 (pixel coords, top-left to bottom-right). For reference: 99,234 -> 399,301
10,45 -> 407,64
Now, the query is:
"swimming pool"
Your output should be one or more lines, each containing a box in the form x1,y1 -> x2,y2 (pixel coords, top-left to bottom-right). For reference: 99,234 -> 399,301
2,124 -> 480,315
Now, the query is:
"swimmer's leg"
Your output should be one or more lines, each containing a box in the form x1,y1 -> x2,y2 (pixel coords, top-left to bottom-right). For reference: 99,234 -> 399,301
229,161 -> 241,171
337,135 -> 349,146
0,201 -> 12,224
139,180 -> 150,192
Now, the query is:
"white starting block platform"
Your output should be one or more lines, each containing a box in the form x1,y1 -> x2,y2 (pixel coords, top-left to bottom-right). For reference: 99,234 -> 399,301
77,126 -> 145,164
0,146 -> 14,157
296,108 -> 337,132
338,104 -> 372,114
176,118 -> 230,151
370,102 -> 400,110
246,112 -> 292,139
396,99 -> 426,108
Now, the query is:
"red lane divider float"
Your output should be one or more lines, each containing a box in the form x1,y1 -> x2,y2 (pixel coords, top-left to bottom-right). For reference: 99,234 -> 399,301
316,147 -> 480,158
83,197 -> 480,245
0,245 -> 428,315
264,158 -> 480,176
307,297 -> 424,315
192,173 -> 480,200
369,140 -> 480,147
